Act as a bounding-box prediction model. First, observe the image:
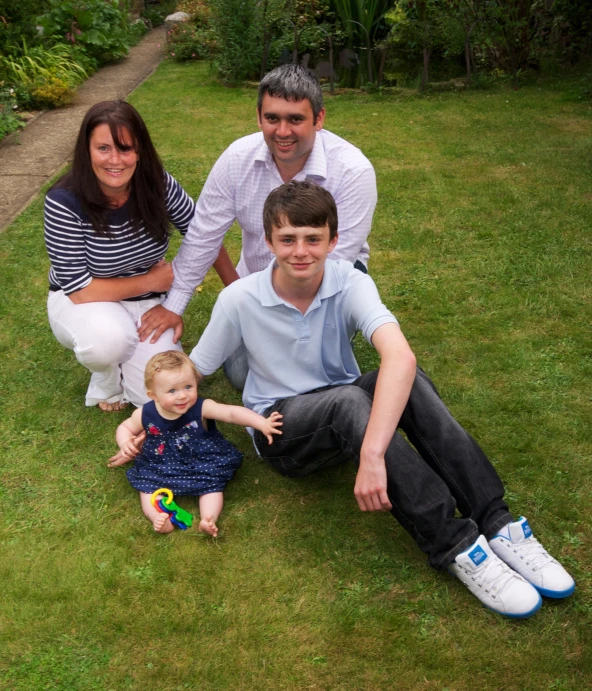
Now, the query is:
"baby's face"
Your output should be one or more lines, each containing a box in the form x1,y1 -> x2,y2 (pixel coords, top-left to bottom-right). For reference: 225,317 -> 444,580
148,364 -> 198,418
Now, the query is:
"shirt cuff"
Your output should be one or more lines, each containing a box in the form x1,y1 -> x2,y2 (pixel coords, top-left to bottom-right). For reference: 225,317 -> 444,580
162,289 -> 192,315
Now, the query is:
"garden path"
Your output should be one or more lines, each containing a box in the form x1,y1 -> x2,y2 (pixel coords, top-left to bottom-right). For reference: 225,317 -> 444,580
0,26 -> 166,232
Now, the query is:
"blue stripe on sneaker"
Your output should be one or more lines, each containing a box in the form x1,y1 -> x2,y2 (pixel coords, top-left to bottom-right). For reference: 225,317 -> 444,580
535,583 -> 576,599
484,593 -> 542,619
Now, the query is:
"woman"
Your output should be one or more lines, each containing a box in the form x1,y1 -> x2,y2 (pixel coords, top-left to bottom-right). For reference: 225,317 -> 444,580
44,100 -> 195,410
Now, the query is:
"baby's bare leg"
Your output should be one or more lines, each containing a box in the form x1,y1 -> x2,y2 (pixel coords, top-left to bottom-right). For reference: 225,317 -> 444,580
140,492 -> 174,534
198,492 -> 223,537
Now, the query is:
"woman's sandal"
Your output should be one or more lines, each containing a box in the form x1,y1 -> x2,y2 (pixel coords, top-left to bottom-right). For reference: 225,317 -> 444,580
97,401 -> 129,412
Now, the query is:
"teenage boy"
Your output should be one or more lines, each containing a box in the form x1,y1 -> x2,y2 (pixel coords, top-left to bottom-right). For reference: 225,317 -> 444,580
190,181 -> 575,618
138,64 -> 376,347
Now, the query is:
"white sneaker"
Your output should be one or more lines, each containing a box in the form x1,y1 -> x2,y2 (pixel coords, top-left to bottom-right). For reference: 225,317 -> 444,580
449,535 -> 542,618
489,517 -> 576,598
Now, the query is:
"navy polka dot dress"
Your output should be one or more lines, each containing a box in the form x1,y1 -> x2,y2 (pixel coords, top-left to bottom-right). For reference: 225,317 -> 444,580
126,398 -> 243,496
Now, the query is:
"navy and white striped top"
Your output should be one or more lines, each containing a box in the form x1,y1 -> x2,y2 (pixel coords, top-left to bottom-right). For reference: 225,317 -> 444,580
44,171 -> 195,300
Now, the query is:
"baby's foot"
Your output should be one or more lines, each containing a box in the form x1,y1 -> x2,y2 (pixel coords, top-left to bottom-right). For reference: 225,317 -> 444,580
98,401 -> 129,412
152,513 -> 174,534
199,517 -> 218,537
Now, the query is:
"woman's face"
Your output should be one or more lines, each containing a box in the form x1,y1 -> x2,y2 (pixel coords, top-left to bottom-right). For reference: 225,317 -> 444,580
89,123 -> 139,201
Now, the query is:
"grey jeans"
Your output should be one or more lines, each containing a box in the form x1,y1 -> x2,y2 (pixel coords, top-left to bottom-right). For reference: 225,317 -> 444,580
254,367 -> 512,569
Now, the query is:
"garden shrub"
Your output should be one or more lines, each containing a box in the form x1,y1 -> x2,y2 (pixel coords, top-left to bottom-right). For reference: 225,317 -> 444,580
0,0 -> 50,56
143,0 -> 177,27
167,23 -> 217,61
208,0 -> 263,83
0,42 -> 92,109
0,84 -> 24,139
176,0 -> 212,24
38,0 -> 134,65
30,76 -> 75,108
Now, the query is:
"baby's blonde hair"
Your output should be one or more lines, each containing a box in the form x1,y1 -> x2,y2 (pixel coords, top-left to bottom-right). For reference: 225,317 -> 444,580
144,351 -> 200,392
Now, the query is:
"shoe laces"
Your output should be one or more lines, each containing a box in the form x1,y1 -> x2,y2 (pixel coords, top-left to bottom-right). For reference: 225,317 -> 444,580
508,537 -> 554,571
473,557 -> 517,597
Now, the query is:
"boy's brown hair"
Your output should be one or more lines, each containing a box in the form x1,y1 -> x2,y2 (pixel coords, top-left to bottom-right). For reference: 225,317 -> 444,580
263,180 -> 338,242
144,351 -> 200,391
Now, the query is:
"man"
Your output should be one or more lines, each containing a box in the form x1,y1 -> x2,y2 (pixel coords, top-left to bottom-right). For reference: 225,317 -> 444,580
138,64 -> 376,346
189,181 -> 575,618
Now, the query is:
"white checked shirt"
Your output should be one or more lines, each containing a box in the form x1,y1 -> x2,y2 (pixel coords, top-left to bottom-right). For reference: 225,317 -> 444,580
164,129 -> 377,315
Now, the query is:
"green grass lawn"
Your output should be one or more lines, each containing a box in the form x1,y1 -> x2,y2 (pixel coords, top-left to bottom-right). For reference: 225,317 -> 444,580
0,62 -> 590,690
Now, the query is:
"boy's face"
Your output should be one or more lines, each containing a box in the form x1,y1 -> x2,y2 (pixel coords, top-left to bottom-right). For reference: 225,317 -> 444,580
147,364 -> 198,418
266,220 -> 338,285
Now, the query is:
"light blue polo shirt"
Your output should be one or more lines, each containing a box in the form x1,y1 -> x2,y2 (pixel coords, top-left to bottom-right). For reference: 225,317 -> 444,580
190,259 -> 398,415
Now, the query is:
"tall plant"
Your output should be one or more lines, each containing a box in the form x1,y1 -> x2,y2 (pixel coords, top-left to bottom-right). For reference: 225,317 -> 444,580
386,0 -> 448,90
332,0 -> 391,82
209,0 -> 263,83
446,0 -> 486,80
477,0 -> 537,81
332,0 -> 390,41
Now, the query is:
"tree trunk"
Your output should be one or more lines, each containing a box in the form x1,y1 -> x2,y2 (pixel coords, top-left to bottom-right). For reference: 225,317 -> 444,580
293,24 -> 298,64
261,31 -> 270,79
465,37 -> 472,81
377,46 -> 387,86
420,47 -> 431,91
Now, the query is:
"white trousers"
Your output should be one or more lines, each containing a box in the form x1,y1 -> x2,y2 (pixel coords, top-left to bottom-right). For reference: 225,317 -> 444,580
47,291 -> 183,407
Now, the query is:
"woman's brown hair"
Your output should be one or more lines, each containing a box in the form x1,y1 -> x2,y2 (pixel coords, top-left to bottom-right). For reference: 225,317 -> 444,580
54,100 -> 170,242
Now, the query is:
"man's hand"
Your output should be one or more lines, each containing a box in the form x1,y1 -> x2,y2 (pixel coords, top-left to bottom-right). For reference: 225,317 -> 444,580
354,456 -> 392,512
138,305 -> 184,344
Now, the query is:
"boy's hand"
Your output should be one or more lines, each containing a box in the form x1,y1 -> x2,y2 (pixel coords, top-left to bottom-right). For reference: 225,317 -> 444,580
108,432 -> 146,467
260,411 -> 283,445
354,454 -> 392,512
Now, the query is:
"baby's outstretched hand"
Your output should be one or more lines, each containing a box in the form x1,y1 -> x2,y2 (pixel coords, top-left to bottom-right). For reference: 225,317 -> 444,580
108,431 -> 146,467
261,411 -> 283,445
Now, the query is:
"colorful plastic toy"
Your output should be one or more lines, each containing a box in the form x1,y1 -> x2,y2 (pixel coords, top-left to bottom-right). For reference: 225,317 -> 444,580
150,488 -> 193,530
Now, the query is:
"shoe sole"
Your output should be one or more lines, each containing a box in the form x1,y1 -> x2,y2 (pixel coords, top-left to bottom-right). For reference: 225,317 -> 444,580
535,583 -> 576,599
484,593 -> 542,619
448,569 -> 543,618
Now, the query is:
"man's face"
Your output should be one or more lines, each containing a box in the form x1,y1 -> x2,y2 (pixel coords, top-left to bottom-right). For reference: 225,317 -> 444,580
266,220 -> 338,285
257,95 -> 326,174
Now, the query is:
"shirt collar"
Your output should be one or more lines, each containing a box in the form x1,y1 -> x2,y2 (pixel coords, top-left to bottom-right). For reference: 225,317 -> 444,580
258,257 -> 342,309
254,130 -> 328,180
299,131 -> 327,180
255,135 -> 272,165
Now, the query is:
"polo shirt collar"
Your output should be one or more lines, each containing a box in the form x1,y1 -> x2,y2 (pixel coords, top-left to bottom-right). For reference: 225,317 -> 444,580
254,131 -> 328,180
258,257 -> 342,309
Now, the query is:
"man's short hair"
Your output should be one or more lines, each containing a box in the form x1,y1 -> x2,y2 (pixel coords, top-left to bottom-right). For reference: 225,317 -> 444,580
258,64 -> 324,122
144,350 -> 200,391
263,180 -> 338,241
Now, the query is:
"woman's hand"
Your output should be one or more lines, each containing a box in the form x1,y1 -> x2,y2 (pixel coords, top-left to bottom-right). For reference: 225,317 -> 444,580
67,259 -> 173,304
145,259 -> 174,293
